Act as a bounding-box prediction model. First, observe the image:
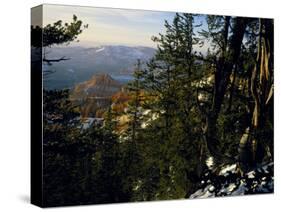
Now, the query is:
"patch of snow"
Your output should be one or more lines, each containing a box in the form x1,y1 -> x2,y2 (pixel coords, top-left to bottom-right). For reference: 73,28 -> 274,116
218,183 -> 237,195
190,185 -> 215,199
227,183 -> 237,192
143,109 -> 151,115
208,185 -> 215,192
95,47 -> 105,53
206,156 -> 214,170
80,117 -> 104,130
247,171 -> 255,179
262,162 -> 273,173
141,122 -> 149,129
231,180 -> 248,195
190,162 -> 273,198
141,110 -> 159,129
219,164 -> 237,176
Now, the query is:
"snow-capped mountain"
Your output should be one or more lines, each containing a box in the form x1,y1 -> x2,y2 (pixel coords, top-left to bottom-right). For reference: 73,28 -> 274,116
43,45 -> 156,90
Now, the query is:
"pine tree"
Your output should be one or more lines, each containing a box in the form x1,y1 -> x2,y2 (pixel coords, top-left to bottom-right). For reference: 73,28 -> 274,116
119,59 -> 146,200
133,13 -> 204,199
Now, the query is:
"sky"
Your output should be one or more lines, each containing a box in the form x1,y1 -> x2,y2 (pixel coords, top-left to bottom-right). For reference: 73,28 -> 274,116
40,4 -> 206,48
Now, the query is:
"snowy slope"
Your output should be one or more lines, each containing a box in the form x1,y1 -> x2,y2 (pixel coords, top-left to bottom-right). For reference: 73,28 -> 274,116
190,162 -> 273,198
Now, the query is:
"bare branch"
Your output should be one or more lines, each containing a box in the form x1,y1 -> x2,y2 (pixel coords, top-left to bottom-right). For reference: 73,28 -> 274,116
43,56 -> 71,65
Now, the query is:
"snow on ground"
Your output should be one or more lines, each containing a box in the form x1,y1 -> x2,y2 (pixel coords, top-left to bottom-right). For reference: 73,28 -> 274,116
74,117 -> 104,130
190,162 -> 273,199
219,164 -> 237,176
190,185 -> 214,198
141,110 -> 159,129
206,156 -> 214,170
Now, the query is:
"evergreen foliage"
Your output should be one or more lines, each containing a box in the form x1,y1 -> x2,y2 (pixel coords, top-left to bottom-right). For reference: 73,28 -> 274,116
41,14 -> 274,205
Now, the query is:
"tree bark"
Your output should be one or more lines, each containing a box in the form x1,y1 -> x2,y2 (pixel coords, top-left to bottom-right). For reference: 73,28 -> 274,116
203,17 -> 249,163
238,19 -> 274,170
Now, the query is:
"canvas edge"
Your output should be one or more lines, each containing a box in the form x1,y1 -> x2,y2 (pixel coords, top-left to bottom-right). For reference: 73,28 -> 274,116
31,4 -> 44,208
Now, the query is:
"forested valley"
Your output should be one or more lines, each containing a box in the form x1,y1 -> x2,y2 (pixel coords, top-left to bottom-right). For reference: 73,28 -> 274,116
32,13 -> 274,206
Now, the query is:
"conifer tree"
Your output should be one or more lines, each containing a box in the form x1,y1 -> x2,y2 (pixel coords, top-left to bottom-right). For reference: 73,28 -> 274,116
135,13 -> 203,199
119,59 -> 146,199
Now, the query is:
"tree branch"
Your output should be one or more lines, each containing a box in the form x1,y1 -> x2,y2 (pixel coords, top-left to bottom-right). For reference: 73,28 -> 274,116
43,56 -> 70,65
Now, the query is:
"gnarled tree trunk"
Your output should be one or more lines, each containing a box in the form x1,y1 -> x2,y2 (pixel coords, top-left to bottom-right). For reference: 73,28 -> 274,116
238,19 -> 274,171
203,17 -> 249,163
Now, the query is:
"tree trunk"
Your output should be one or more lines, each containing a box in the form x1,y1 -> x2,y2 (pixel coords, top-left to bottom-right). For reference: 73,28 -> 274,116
238,19 -> 274,171
203,17 -> 249,163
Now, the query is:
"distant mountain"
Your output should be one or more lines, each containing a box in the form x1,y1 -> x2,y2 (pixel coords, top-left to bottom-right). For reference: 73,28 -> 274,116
43,45 -> 155,90
70,74 -> 123,117
72,73 -> 122,99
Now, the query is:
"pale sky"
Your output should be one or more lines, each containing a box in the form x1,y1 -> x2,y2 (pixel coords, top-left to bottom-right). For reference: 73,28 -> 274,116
35,4 -> 207,49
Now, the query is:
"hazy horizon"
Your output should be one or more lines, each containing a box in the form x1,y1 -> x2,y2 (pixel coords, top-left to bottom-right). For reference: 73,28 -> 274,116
32,4 -> 207,49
